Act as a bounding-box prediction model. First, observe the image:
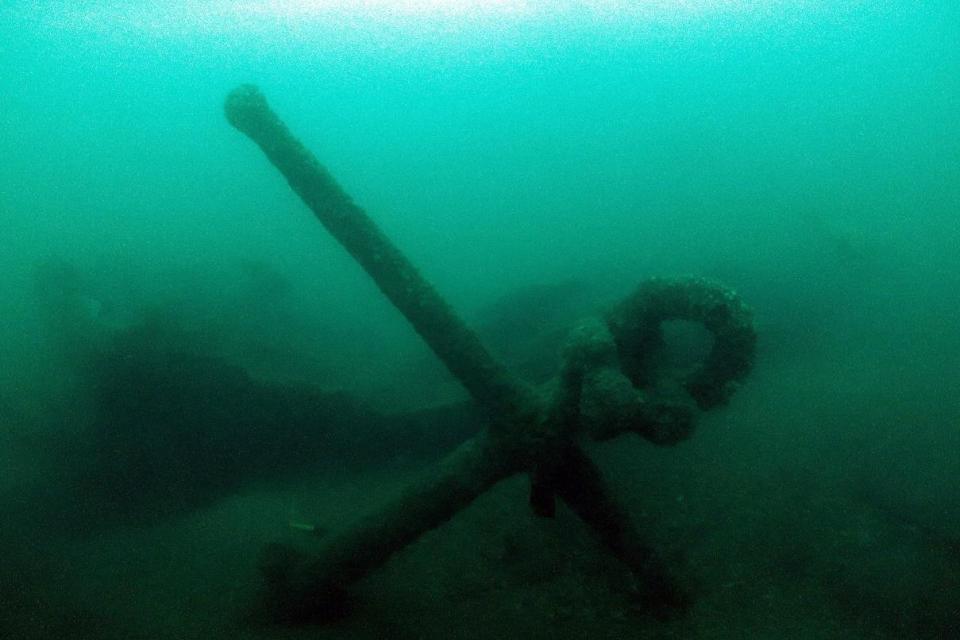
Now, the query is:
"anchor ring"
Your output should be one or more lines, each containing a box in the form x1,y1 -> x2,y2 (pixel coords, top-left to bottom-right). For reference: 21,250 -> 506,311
605,277 -> 757,410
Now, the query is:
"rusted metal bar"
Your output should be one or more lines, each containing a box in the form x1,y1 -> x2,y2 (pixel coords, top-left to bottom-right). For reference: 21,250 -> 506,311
225,85 -> 536,432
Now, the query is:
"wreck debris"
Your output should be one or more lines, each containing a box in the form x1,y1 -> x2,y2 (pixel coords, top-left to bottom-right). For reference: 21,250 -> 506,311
225,84 -> 756,623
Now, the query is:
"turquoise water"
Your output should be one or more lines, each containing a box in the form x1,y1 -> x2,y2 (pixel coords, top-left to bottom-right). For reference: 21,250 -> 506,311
2,2 -> 959,638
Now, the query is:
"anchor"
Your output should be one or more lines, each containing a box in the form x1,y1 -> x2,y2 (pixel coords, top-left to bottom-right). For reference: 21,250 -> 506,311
224,85 -> 756,623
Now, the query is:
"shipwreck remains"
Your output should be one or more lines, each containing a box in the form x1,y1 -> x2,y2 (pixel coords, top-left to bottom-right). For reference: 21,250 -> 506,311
225,85 -> 756,623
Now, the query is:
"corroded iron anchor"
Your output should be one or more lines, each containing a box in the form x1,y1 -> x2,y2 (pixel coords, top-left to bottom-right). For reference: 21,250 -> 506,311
225,85 -> 756,623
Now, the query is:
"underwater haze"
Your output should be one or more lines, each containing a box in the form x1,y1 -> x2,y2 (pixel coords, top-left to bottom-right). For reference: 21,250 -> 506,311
2,1 -> 959,638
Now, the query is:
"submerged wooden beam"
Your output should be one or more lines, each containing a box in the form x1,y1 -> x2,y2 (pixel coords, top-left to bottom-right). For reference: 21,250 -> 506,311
225,85 -> 754,624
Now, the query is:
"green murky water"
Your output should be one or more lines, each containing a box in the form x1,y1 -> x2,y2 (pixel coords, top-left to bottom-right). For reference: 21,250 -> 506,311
2,2 -> 958,638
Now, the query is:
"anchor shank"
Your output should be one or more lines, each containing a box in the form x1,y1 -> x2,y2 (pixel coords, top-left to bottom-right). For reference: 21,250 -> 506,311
551,444 -> 688,617
225,85 -> 534,428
